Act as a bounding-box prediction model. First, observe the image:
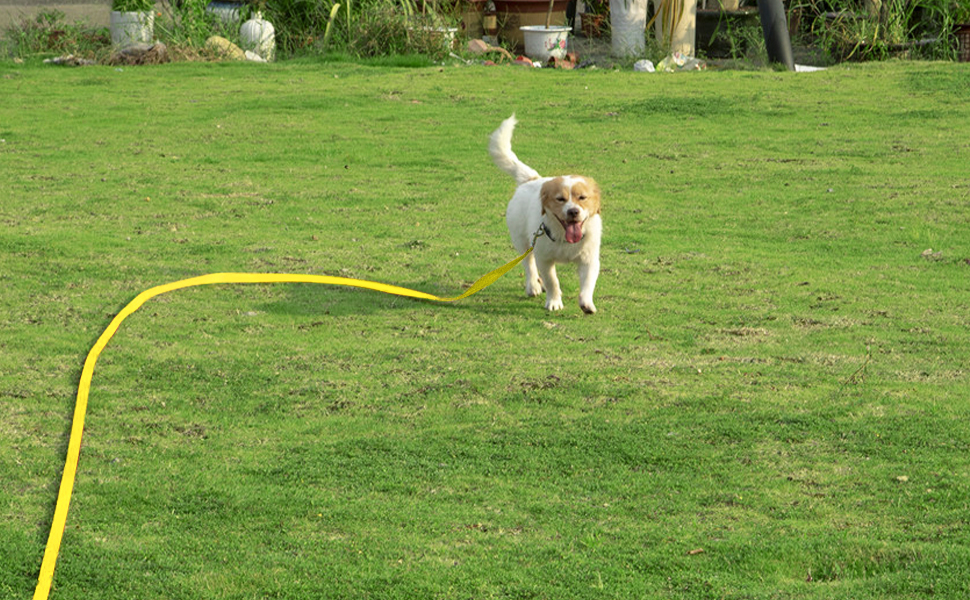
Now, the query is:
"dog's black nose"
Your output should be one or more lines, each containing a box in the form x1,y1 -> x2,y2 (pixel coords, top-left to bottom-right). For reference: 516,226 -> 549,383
567,208 -> 580,220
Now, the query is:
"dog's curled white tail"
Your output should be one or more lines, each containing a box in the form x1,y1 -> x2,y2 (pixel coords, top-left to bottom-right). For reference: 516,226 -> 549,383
489,115 -> 540,185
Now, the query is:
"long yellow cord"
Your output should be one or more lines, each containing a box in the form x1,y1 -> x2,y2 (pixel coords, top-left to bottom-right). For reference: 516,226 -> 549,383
33,247 -> 532,600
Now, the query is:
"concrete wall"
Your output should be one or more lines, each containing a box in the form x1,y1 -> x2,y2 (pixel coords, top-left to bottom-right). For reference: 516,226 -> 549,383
0,1 -> 112,34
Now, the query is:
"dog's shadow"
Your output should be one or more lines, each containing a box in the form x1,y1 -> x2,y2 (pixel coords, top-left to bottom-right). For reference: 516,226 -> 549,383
258,278 -> 531,319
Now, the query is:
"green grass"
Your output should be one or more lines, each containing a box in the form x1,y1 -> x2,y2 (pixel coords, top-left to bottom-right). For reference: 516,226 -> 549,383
2,58 -> 970,599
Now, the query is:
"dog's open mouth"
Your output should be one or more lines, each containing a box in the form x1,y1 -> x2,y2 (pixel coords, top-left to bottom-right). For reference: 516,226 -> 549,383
557,217 -> 585,244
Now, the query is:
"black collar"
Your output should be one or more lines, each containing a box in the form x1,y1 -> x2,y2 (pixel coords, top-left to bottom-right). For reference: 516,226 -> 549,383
540,221 -> 556,242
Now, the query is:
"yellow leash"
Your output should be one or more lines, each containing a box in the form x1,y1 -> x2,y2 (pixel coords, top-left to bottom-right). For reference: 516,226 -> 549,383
33,240 -> 537,600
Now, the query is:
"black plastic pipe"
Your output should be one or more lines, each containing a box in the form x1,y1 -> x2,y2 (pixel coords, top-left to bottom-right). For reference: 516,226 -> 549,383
758,0 -> 795,70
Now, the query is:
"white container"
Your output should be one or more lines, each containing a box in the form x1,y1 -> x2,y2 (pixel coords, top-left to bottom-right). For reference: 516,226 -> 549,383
110,10 -> 154,47
435,27 -> 460,50
409,26 -> 461,51
520,25 -> 570,61
240,11 -> 276,61
610,0 -> 648,56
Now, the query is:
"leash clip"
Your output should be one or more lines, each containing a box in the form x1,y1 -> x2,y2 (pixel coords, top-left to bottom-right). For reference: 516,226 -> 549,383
531,223 -> 550,248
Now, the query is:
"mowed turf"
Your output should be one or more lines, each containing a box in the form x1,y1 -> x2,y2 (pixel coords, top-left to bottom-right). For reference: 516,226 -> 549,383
2,58 -> 970,599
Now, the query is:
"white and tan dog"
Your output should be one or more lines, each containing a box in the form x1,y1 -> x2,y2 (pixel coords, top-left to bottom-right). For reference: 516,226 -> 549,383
489,115 -> 602,314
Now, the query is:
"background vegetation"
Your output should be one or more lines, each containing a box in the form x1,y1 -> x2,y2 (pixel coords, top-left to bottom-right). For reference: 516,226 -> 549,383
793,0 -> 970,61
2,57 -> 970,599
1,0 -> 969,64
1,0 -> 469,63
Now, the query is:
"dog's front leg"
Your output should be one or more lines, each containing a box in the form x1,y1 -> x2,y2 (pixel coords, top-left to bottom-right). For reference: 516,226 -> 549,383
577,259 -> 599,314
522,253 -> 543,297
537,260 -> 563,311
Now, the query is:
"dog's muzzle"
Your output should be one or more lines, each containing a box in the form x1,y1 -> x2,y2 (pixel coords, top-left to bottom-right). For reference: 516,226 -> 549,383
557,216 -> 585,244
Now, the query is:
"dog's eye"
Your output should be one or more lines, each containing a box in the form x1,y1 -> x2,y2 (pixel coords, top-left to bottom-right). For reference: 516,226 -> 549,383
578,195 -> 587,201
556,196 -> 566,203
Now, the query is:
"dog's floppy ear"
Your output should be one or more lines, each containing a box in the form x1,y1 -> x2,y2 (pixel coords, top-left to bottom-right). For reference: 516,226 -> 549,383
540,177 -> 565,216
580,177 -> 602,216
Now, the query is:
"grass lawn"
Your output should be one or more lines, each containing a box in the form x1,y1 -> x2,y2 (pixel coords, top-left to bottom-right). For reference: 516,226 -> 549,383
2,57 -> 970,599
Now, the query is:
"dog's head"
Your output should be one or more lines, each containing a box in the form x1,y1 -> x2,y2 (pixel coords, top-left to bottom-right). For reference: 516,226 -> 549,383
540,176 -> 601,244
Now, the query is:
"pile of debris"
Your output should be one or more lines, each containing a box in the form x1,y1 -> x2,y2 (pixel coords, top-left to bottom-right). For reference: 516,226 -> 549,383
107,42 -> 171,66
42,36 -> 269,67
466,39 -> 587,69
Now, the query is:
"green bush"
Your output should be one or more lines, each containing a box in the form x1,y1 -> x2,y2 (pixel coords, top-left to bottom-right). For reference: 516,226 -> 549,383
262,0 -> 460,60
953,0 -> 970,23
1,9 -> 110,59
261,0 -> 339,56
111,0 -> 156,11
350,8 -> 459,60
796,0 -> 961,61
156,0 -> 238,49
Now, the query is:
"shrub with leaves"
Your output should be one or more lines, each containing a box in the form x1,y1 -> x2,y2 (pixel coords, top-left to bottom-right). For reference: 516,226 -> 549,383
351,9 -> 456,60
111,0 -> 156,11
798,0 -> 958,61
2,9 -> 110,59
156,0 -> 234,48
259,0 -> 342,56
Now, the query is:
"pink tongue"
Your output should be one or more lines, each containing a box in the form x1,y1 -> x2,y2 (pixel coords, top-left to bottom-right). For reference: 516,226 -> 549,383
564,222 -> 583,243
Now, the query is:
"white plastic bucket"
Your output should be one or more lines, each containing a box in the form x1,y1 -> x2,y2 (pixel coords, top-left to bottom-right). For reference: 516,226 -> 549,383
610,0 -> 648,56
520,25 -> 570,61
110,10 -> 154,47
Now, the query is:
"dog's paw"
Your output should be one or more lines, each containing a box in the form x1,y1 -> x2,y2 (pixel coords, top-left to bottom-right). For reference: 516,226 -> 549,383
525,279 -> 543,297
545,297 -> 565,311
580,300 -> 597,314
